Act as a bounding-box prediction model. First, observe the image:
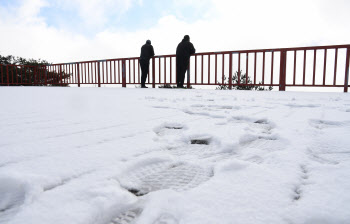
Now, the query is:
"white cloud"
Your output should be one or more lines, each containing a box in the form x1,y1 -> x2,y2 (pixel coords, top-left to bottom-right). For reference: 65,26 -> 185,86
0,0 -> 47,24
0,0 -> 349,63
57,0 -> 134,27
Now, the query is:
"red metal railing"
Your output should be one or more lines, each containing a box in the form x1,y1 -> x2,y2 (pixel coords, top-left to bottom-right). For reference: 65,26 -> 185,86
0,64 -> 47,86
1,44 -> 349,92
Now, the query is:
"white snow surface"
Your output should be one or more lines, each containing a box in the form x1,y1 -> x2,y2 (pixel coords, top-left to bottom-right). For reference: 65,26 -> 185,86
1,87 -> 350,224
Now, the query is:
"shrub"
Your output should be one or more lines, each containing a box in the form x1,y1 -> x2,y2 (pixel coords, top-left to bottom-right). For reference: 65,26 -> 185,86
0,54 -> 70,86
216,70 -> 273,91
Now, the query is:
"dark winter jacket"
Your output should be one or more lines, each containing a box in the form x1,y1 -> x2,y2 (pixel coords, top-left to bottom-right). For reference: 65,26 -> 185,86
176,39 -> 196,64
140,43 -> 155,61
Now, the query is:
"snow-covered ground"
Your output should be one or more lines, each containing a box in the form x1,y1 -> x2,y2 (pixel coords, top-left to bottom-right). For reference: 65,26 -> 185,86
1,87 -> 350,224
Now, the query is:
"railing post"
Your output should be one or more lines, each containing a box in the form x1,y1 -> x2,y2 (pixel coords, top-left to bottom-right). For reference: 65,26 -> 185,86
122,60 -> 126,87
38,66 -> 41,85
187,59 -> 190,88
7,65 -> 9,86
344,47 -> 350,93
34,66 -> 37,86
0,65 -> 2,85
229,53 -> 233,90
77,63 -> 81,87
59,65 -> 62,86
98,62 -> 101,87
279,50 -> 287,91
44,65 -> 48,86
175,57 -> 177,85
152,57 -> 155,88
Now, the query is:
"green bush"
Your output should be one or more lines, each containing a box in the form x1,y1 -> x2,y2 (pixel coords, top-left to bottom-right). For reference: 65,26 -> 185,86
216,70 -> 273,91
0,54 -> 70,86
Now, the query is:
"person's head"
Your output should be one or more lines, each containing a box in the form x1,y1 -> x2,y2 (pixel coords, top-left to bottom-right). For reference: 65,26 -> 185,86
184,35 -> 190,41
146,40 -> 151,44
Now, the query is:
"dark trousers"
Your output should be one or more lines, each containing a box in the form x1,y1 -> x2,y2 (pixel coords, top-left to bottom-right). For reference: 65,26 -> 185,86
140,59 -> 150,86
176,60 -> 189,87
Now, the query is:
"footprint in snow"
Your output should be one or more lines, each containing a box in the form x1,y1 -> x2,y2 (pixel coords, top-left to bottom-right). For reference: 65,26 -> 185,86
153,122 -> 186,137
285,103 -> 320,108
153,213 -> 178,224
110,209 -> 179,224
0,177 -> 28,224
109,207 -> 142,224
111,161 -> 211,224
292,165 -> 309,202
119,161 -> 213,196
231,116 -> 275,134
308,119 -> 346,130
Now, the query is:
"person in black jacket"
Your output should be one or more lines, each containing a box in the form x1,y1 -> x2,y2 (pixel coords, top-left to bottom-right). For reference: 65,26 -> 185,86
176,35 -> 196,88
140,40 -> 155,88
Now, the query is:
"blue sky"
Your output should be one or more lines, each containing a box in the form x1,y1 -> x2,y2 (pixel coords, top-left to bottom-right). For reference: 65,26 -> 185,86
0,0 -> 213,33
33,0 -> 214,35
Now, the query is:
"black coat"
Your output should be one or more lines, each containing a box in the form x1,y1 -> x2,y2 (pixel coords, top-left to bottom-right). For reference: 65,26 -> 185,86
140,43 -> 155,61
176,39 -> 196,64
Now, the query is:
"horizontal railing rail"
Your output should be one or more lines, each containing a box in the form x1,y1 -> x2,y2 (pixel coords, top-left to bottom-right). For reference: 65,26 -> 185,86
1,44 -> 349,92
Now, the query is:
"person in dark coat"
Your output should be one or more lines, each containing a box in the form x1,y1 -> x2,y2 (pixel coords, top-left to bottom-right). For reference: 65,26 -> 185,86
176,35 -> 196,88
140,40 -> 155,88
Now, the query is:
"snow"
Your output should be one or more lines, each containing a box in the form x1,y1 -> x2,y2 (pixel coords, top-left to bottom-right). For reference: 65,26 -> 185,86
1,87 -> 350,224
